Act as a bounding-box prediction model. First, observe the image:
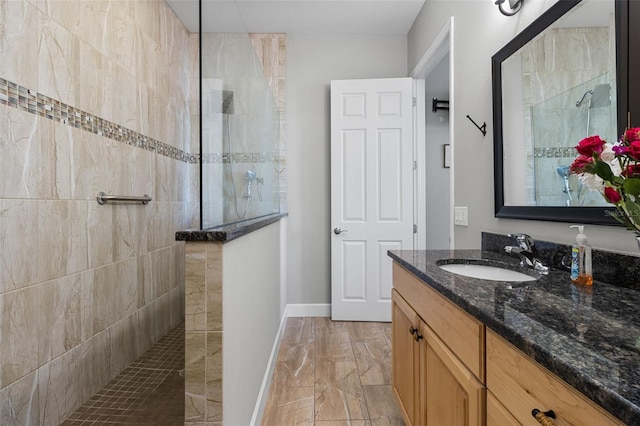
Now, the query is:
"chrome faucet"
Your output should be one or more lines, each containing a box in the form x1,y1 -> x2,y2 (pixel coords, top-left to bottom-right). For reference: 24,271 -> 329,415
504,233 -> 549,274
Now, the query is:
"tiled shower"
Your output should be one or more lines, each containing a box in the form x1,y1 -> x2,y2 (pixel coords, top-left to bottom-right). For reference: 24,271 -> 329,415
0,1 -> 198,424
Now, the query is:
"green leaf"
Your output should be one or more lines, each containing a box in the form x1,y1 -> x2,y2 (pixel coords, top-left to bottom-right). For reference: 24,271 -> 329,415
594,160 -> 614,181
623,200 -> 640,229
623,178 -> 640,196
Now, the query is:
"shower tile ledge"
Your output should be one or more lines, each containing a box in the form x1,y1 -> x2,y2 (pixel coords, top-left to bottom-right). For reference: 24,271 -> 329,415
175,213 -> 287,243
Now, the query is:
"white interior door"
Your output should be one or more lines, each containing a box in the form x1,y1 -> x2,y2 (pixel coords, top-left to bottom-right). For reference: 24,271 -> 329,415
330,77 -> 414,322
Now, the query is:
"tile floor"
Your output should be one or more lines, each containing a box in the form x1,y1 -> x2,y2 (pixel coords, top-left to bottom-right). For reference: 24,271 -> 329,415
261,317 -> 405,425
61,325 -> 185,425
59,318 -> 403,426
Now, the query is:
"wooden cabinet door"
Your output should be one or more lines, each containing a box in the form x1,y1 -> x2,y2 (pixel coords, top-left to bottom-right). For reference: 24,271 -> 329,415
391,290 -> 420,426
420,322 -> 485,426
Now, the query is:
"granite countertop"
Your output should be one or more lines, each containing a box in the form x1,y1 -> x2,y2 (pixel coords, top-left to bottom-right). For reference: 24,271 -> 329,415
175,213 -> 287,243
388,249 -> 640,425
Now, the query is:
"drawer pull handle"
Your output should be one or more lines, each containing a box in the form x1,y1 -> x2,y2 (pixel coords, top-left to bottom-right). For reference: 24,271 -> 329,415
409,326 -> 418,335
532,409 -> 557,426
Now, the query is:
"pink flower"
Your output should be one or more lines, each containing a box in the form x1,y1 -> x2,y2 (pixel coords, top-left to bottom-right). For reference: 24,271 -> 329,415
604,187 -> 622,204
575,135 -> 606,156
625,128 -> 640,142
613,145 -> 628,156
628,141 -> 640,160
570,155 -> 594,174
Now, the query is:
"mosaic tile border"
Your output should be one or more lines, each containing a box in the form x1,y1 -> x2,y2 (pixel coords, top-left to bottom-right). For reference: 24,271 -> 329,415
200,152 -> 283,164
0,77 -> 199,164
533,146 -> 576,158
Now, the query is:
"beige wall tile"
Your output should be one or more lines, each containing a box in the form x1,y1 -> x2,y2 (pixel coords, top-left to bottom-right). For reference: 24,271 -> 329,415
110,313 -> 138,377
206,331 -> 223,422
0,199 -> 40,293
205,247 -> 223,331
38,345 -> 82,426
185,243 -> 206,331
186,331 -> 206,422
0,370 -> 40,426
0,286 -> 39,389
80,329 -> 111,403
38,274 -> 82,365
0,1 -> 40,89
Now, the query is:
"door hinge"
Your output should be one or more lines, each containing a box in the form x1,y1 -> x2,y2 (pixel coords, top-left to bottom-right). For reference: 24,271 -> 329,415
412,97 -> 417,107
413,160 -> 417,170
413,224 -> 417,234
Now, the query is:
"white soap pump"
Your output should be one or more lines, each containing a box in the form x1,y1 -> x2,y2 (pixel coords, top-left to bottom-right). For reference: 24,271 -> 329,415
569,225 -> 593,286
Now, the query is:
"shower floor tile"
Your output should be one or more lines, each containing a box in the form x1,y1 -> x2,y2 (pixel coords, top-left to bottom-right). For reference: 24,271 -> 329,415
61,325 -> 185,426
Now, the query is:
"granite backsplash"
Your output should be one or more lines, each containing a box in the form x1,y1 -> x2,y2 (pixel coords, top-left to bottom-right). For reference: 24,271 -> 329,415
482,232 -> 640,292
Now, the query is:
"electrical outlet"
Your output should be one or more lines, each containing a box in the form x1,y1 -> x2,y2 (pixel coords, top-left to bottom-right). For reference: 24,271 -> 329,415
454,207 -> 468,226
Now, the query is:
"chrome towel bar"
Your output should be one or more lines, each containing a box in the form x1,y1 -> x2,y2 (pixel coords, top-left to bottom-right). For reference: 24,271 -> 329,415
96,192 -> 152,205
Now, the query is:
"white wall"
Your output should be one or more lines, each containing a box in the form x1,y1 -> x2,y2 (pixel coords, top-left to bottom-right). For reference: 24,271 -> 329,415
408,0 -> 639,254
286,34 -> 408,304
223,221 -> 283,425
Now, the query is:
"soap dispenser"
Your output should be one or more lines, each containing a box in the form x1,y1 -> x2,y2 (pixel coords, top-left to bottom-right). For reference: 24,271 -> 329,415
569,225 -> 593,286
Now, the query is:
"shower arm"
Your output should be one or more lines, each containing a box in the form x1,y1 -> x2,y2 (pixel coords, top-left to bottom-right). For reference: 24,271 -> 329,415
576,90 -> 592,107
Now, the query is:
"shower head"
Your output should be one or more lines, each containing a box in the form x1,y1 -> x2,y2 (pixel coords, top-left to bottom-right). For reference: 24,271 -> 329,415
245,170 -> 256,182
557,165 -> 570,178
575,84 -> 611,108
589,84 -> 611,109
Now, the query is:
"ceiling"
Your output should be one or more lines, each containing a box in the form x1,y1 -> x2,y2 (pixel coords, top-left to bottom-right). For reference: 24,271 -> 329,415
165,0 -> 426,35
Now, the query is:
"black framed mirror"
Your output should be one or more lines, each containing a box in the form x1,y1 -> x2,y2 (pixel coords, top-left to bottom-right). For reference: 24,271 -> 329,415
492,0 -> 629,224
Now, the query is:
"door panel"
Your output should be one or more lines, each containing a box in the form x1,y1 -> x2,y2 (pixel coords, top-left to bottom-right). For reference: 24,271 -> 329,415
331,78 -> 414,321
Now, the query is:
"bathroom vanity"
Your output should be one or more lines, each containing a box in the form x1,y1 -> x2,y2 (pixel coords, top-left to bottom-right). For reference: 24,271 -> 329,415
389,248 -> 640,425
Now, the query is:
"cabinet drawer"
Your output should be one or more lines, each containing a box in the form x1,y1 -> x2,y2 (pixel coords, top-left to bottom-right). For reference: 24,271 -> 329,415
487,391 -> 520,425
393,263 -> 485,382
486,330 -> 623,426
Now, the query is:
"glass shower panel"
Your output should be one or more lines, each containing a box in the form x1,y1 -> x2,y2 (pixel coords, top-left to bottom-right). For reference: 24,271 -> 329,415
201,33 -> 280,228
531,74 -> 616,207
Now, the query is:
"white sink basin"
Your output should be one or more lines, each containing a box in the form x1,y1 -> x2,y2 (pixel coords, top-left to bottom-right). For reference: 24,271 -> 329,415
439,262 -> 537,282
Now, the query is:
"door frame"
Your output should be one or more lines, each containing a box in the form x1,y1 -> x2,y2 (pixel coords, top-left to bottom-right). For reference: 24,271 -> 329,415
410,18 -> 455,250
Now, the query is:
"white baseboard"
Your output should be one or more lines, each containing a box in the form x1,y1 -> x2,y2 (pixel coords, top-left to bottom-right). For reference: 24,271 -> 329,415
249,303 -> 331,425
285,303 -> 331,317
249,309 -> 288,426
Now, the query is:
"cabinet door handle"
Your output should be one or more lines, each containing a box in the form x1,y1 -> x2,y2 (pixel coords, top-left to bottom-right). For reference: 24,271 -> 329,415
532,409 -> 556,426
414,333 -> 423,342
409,326 -> 418,335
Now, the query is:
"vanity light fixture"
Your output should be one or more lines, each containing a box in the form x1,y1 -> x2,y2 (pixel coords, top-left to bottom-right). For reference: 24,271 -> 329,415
495,0 -> 523,16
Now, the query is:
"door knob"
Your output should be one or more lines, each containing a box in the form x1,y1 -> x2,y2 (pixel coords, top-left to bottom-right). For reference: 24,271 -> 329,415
333,227 -> 348,235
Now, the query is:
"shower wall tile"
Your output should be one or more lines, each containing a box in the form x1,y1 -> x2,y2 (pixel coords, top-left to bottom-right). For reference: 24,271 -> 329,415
110,313 -> 138,377
137,300 -> 157,357
0,0 -> 40,90
154,292 -> 171,344
80,329 -> 112,403
170,285 -> 185,330
185,243 -> 206,332
0,370 -> 39,426
38,274 -> 82,366
185,331 -> 206,422
1,1 -> 197,424
0,286 -> 39,389
205,331 -> 223,422
39,14 -> 80,107
152,247 -> 172,298
38,201 -> 89,282
206,244 -> 223,332
0,199 -> 40,293
38,346 -> 82,426
137,253 -> 153,309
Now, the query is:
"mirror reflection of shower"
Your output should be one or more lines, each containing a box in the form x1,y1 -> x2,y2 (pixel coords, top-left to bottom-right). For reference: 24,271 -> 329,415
223,90 -> 263,219
576,83 -> 611,136
557,165 -> 574,206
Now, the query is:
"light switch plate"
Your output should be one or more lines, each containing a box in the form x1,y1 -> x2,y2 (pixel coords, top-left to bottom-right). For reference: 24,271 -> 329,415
454,207 -> 468,226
